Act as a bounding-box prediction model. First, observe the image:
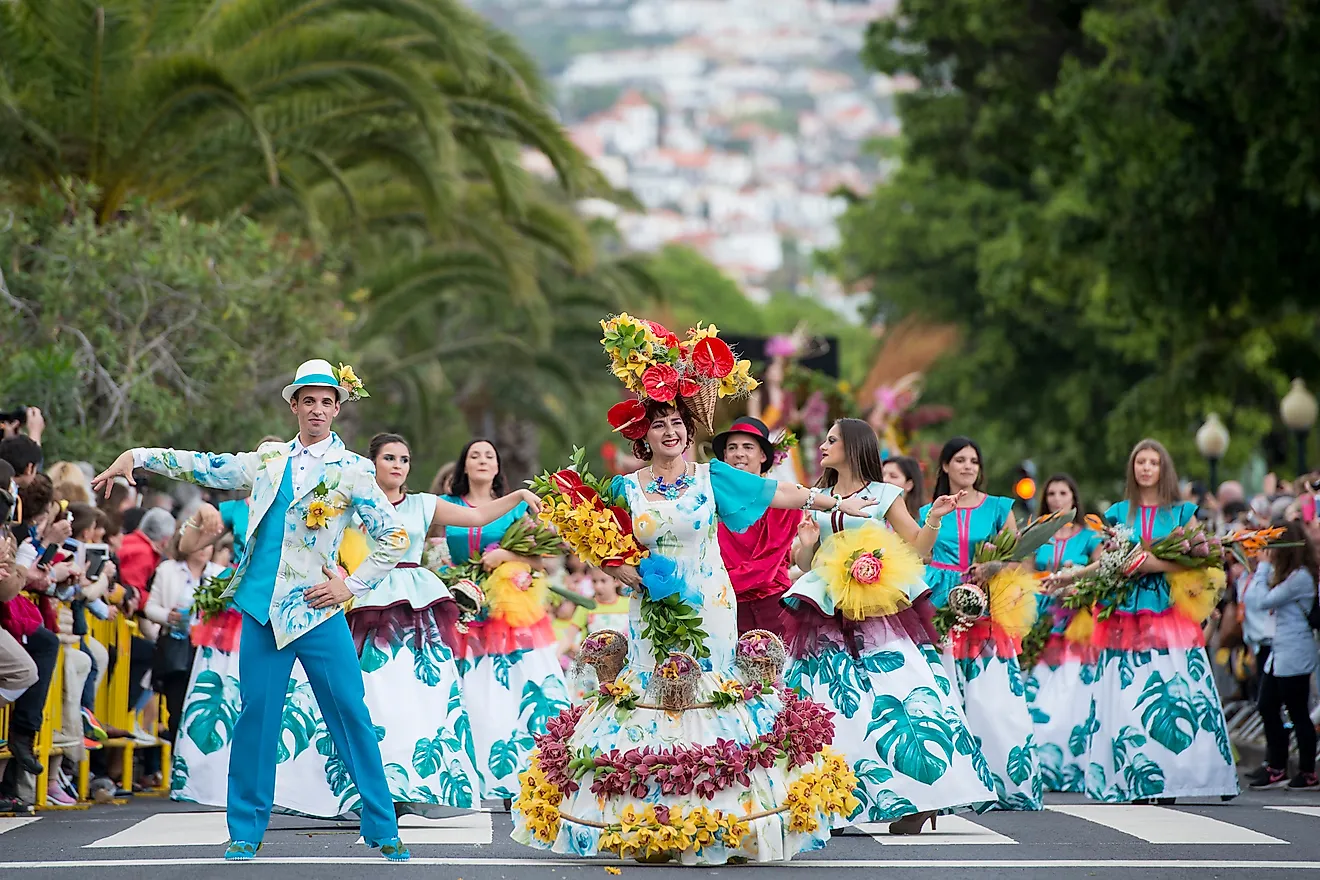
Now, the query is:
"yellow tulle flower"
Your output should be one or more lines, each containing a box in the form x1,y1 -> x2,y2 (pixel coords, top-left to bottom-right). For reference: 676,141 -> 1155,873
988,566 -> 1040,639
485,562 -> 549,627
1169,566 -> 1226,625
812,522 -> 922,620
1064,605 -> 1096,645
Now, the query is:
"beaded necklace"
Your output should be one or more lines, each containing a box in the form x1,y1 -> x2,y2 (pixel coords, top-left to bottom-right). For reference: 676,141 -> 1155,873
645,462 -> 694,501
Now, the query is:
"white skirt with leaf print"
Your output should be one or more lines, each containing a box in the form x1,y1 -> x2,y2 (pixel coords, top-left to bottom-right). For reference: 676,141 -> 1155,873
786,636 -> 995,823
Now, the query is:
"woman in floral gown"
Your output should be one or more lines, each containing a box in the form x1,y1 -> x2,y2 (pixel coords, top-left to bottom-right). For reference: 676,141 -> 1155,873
1026,474 -> 1102,793
441,438 -> 570,803
1049,440 -> 1237,803
918,437 -> 1042,811
513,400 -> 879,864
786,419 -> 994,834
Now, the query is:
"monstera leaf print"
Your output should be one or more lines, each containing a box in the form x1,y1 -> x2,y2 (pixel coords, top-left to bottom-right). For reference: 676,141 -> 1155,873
182,670 -> 241,755
861,651 -> 905,674
866,687 -> 956,785
413,724 -> 465,779
520,679 -> 567,733
1069,698 -> 1100,758
170,755 -> 189,793
1192,690 -> 1234,765
1030,706 -> 1051,725
1118,653 -> 1136,690
1024,673 -> 1040,703
867,790 -> 917,823
852,758 -> 894,789
1004,658 -> 1026,697
1110,725 -> 1148,774
1185,650 -> 1207,683
1061,763 -> 1085,793
489,734 -> 535,781
277,680 -> 319,764
413,638 -> 448,688
784,657 -> 812,697
820,648 -> 865,719
436,759 -> 476,808
1136,672 -> 1197,755
1122,753 -> 1166,798
1085,762 -> 1108,800
945,707 -> 995,792
384,762 -> 412,801
490,650 -> 529,689
1036,743 -> 1064,791
1006,744 -> 1034,786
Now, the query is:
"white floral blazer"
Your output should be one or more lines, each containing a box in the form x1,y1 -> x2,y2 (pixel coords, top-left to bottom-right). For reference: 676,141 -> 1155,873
134,433 -> 408,648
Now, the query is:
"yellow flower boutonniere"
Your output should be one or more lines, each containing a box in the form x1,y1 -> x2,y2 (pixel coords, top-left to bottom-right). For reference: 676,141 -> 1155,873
305,499 -> 336,530
334,363 -> 369,401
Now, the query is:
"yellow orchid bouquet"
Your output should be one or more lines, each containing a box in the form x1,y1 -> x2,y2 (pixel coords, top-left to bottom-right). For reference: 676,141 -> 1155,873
334,362 -> 369,401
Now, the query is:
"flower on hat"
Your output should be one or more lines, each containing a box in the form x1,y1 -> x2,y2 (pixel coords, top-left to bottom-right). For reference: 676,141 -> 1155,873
334,363 -> 369,401
691,337 -> 735,379
607,399 -> 649,440
641,363 -> 680,402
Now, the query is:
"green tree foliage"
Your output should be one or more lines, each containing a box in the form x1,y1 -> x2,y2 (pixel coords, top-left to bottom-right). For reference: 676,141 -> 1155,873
835,0 -> 1320,494
0,184 -> 344,463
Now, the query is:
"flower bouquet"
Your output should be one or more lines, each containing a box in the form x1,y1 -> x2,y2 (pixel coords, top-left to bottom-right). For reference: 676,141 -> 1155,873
735,630 -> 787,688
529,446 -> 645,569
191,569 -> 241,652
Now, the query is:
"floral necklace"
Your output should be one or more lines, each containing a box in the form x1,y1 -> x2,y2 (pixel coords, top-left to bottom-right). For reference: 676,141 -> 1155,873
645,462 -> 693,501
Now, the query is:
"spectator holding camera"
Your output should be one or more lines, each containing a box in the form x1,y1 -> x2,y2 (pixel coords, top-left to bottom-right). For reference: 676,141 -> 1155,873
0,406 -> 45,446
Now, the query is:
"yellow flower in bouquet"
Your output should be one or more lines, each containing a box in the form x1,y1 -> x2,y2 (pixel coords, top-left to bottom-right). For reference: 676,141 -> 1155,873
718,358 -> 759,397
987,566 -> 1040,640
812,522 -> 923,620
1064,605 -> 1096,645
485,562 -> 549,628
1169,566 -> 1227,625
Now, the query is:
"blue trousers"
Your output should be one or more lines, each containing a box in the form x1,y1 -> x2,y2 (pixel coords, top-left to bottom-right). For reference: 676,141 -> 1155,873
227,612 -> 397,844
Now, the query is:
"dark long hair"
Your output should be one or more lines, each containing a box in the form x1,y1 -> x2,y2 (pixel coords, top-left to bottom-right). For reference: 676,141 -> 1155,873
885,455 -> 926,518
368,433 -> 411,493
1037,473 -> 1084,519
1123,438 -> 1180,511
449,438 -> 508,499
817,418 -> 885,489
932,436 -> 984,500
1270,519 -> 1318,589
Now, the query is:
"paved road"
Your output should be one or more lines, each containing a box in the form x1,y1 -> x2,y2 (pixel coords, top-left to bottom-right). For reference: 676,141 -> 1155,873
4,792 -> 1320,879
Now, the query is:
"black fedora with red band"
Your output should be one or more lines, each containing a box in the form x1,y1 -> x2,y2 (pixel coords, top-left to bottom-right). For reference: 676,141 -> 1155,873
713,417 -> 776,473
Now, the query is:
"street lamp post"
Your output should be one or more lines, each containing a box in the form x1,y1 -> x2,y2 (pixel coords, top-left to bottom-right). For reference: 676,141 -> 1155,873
1196,413 -> 1230,492
1280,378 -> 1318,476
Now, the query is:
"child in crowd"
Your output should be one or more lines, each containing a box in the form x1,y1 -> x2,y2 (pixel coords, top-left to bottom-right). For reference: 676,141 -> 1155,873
572,568 -> 630,637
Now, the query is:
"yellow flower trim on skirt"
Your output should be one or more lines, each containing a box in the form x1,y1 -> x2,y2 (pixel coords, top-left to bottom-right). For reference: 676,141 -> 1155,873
485,561 -> 549,628
987,566 -> 1040,639
813,522 -> 921,620
1169,566 -> 1226,625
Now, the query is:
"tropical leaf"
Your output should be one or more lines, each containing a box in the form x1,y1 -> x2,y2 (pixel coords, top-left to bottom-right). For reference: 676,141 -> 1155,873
1110,725 -> 1148,774
1061,763 -> 1086,793
182,670 -> 242,755
866,686 -> 956,785
1121,753 -> 1166,799
1006,744 -> 1034,786
1136,671 -> 1197,755
821,647 -> 863,720
276,680 -> 319,764
1084,762 -> 1107,800
413,733 -> 446,778
860,651 -> 905,674
1069,698 -> 1100,758
1004,657 -> 1026,697
488,735 -> 522,780
1192,691 -> 1233,766
170,755 -> 189,793
853,758 -> 894,789
1036,742 -> 1064,792
1118,652 -> 1135,689
1186,649 -> 1207,683
519,677 -> 567,733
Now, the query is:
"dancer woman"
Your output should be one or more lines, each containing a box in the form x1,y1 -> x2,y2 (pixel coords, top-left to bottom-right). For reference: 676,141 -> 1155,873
441,439 -> 570,803
1026,474 -> 1101,793
919,437 -> 1042,810
787,419 -> 994,833
882,455 -> 925,520
514,398 -> 878,863
1051,440 -> 1237,802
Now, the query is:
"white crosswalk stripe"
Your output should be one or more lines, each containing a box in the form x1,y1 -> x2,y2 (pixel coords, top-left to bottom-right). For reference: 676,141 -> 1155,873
0,817 -> 41,835
1045,805 -> 1285,844
1266,805 -> 1320,820
355,813 -> 493,845
857,815 -> 1014,845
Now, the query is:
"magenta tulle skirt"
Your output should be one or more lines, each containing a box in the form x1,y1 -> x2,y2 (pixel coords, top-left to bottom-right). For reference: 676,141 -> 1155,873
784,599 -> 938,659
348,598 -> 462,657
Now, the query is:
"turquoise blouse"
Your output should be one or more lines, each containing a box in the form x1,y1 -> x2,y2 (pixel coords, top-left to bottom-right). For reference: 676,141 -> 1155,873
439,495 -> 530,565
918,495 -> 1015,608
1101,500 -> 1198,615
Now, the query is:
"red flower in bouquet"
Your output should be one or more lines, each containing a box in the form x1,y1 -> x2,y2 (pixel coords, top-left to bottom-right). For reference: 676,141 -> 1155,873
641,363 -> 681,402
690,337 -> 735,379
645,320 -> 681,349
607,399 -> 649,440
678,377 -> 702,398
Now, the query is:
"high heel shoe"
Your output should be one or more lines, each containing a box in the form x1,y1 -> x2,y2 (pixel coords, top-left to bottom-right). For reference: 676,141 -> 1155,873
888,811 -> 937,835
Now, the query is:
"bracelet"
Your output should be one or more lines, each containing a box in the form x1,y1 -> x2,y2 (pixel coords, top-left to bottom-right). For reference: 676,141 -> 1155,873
925,517 -> 942,530
802,488 -> 820,511
1123,552 -> 1148,577
830,495 -> 843,513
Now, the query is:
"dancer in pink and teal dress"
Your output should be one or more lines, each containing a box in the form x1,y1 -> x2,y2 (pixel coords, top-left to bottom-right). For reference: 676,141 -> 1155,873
1050,440 -> 1237,803
1025,474 -> 1102,794
441,439 -> 569,803
786,419 -> 994,835
919,437 -> 1042,811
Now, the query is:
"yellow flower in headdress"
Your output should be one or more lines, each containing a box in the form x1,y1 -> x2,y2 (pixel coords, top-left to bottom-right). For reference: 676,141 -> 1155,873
334,363 -> 370,401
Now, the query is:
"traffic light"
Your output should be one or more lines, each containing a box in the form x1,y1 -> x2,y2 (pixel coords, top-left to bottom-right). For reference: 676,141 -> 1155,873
1013,459 -> 1038,502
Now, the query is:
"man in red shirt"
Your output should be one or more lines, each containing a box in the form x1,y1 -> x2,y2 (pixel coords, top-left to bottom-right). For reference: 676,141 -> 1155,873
116,508 -> 176,600
714,418 -> 801,637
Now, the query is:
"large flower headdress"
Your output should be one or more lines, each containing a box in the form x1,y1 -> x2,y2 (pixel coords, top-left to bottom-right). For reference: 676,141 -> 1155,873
600,314 -> 758,435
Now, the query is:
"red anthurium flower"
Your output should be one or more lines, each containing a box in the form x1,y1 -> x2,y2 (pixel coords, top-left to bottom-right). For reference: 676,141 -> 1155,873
645,320 -> 681,349
550,469 -> 583,493
566,484 -> 600,507
610,505 -> 633,537
641,363 -> 680,402
678,378 -> 702,398
691,337 -> 735,378
607,399 -> 649,440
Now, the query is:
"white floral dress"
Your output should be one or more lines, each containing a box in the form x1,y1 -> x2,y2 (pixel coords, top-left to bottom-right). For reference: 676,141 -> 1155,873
512,462 -> 852,865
